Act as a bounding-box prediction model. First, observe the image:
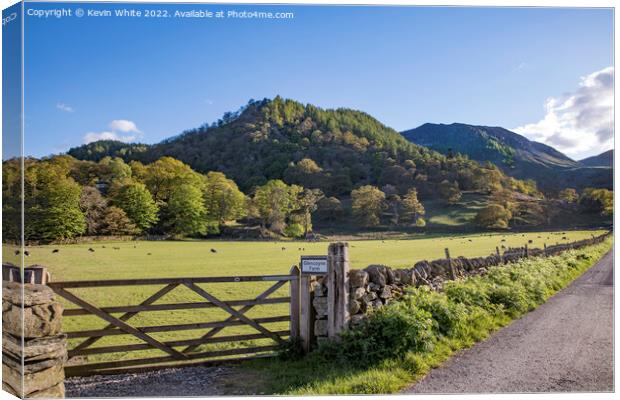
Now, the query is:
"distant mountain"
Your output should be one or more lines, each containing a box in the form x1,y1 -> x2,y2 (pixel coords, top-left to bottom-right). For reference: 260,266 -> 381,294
402,123 -> 612,191
68,98 -> 537,199
580,149 -> 613,167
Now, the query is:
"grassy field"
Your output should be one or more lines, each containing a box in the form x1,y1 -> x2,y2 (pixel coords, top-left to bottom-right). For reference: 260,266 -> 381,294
1,229 -> 606,366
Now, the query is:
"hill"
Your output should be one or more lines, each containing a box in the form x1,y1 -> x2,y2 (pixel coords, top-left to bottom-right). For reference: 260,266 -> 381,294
68,98 -> 536,198
580,150 -> 613,167
402,123 -> 612,192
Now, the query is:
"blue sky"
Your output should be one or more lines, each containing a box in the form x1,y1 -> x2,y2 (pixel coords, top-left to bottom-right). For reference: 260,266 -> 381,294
18,3 -> 614,159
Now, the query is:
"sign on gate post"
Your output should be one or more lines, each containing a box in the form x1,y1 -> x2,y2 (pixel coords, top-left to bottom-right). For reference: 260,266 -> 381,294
299,255 -> 328,353
300,256 -> 328,275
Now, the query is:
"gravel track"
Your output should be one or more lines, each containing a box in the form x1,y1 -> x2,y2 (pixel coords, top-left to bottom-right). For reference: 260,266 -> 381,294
404,250 -> 614,394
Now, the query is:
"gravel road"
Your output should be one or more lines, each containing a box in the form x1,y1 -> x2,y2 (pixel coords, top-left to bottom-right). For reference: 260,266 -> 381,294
404,250 -> 614,394
66,365 -> 266,397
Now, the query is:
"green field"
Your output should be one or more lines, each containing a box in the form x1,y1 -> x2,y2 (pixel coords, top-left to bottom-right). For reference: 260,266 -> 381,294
1,229 -> 605,366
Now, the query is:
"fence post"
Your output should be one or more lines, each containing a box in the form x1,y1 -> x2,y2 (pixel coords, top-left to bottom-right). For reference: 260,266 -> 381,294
524,244 -> 529,258
445,248 -> 456,280
289,265 -> 300,341
327,242 -> 350,338
543,243 -> 547,257
299,274 -> 315,352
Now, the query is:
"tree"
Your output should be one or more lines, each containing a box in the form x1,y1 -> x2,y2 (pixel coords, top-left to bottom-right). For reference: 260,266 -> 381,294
316,197 -> 344,221
79,186 -> 108,235
252,180 -> 301,233
26,174 -> 86,241
402,188 -> 425,225
474,203 -> 512,229
559,188 -> 578,203
164,184 -> 207,236
143,157 -> 204,202
579,188 -> 613,215
203,172 -> 247,232
351,185 -> 386,227
294,188 -> 324,235
111,182 -> 159,233
100,206 -> 138,235
438,180 -> 462,204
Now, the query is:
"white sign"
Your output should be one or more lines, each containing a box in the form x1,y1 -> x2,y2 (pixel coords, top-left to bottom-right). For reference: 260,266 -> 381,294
301,256 -> 328,275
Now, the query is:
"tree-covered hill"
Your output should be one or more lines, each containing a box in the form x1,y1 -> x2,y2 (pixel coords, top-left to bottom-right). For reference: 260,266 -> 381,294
402,123 -> 612,192
68,97 -> 537,198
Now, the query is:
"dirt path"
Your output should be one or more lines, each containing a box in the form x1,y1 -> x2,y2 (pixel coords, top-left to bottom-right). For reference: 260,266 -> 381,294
404,250 -> 614,394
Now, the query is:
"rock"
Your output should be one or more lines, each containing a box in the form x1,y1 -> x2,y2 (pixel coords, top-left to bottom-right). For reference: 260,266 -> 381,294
368,282 -> 381,292
3,352 -> 66,374
28,382 -> 65,398
312,297 -> 328,318
3,333 -> 67,361
385,268 -> 395,284
351,287 -> 366,300
3,363 -> 64,396
2,282 -> 55,306
366,265 -> 387,287
314,319 -> 328,336
362,292 -> 377,303
349,300 -> 361,314
371,299 -> 384,310
313,283 -> 327,297
348,270 -> 368,287
3,301 -> 63,338
379,286 -> 392,299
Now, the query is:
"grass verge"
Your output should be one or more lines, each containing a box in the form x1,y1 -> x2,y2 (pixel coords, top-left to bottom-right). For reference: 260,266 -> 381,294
248,237 -> 613,395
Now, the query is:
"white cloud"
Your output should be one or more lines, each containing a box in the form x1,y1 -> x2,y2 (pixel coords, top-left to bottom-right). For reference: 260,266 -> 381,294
56,102 -> 74,113
83,131 -> 137,144
83,119 -> 142,144
513,66 -> 614,159
108,119 -> 141,133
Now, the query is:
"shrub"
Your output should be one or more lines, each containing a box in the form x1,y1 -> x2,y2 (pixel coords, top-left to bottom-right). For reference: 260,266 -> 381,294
284,223 -> 305,238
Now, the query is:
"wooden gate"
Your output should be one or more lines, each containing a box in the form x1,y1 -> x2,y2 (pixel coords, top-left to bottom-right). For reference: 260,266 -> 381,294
48,267 -> 300,376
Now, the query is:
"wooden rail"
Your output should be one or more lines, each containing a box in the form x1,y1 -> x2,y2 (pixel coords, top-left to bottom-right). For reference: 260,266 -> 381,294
50,272 -> 300,376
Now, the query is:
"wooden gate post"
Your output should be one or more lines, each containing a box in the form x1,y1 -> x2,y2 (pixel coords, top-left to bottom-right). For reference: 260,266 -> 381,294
327,242 -> 350,338
445,248 -> 456,280
299,274 -> 315,352
289,265 -> 300,341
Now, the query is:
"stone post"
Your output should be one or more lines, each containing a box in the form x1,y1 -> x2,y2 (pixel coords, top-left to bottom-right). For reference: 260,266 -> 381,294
327,242 -> 350,338
2,280 -> 67,398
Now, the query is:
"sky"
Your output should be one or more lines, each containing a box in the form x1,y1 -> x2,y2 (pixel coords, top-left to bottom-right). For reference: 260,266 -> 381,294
14,3 -> 614,160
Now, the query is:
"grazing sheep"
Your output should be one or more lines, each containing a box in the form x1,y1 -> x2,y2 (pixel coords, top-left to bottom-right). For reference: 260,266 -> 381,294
147,253 -> 152,256
210,249 -> 217,253
13,250 -> 19,256
52,249 -> 59,253
113,247 -> 120,250
501,239 -> 506,242
102,245 -> 106,248
281,247 -> 286,251
528,240 -> 533,244
88,248 -> 95,252
468,239 -> 473,242
24,251 -> 30,257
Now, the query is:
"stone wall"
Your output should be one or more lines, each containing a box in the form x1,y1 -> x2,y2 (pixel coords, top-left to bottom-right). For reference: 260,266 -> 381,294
312,232 -> 611,340
2,281 -> 67,398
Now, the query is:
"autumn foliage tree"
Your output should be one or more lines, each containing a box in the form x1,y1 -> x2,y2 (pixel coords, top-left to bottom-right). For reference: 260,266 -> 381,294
352,185 -> 386,227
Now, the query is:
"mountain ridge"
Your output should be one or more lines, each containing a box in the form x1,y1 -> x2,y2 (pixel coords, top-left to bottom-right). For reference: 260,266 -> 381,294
402,123 -> 611,191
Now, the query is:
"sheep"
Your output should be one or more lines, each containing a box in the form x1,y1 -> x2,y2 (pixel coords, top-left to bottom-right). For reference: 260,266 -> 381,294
52,249 -> 59,253
210,249 -> 217,253
88,248 -> 95,252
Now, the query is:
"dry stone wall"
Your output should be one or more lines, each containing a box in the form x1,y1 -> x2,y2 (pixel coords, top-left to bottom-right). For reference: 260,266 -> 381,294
2,281 -> 67,398
312,232 -> 611,340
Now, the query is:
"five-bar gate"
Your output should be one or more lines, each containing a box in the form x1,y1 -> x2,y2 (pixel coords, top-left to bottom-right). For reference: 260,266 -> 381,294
48,266 -> 301,376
